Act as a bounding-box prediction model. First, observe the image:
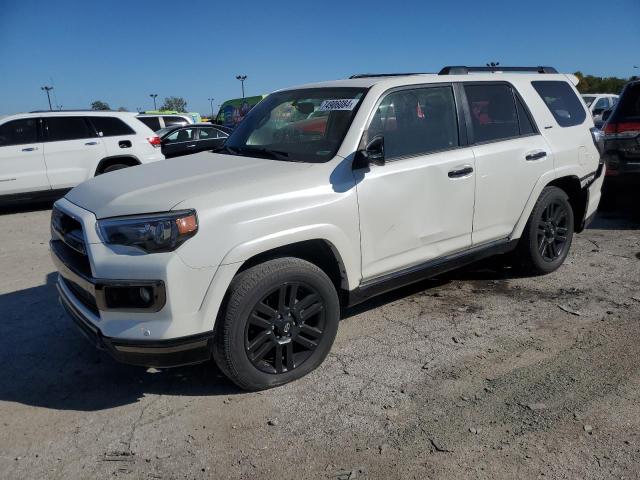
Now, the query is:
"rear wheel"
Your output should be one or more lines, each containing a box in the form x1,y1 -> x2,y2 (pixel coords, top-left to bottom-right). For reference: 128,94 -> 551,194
516,186 -> 574,275
213,257 -> 340,391
99,163 -> 129,174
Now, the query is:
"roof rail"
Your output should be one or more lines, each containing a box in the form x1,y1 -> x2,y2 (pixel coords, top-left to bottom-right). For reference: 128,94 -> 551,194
28,109 -> 115,113
438,66 -> 558,75
349,73 -> 429,79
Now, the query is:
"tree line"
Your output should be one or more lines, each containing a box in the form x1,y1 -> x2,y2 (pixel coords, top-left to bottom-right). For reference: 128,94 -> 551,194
574,72 -> 638,95
90,97 -> 188,112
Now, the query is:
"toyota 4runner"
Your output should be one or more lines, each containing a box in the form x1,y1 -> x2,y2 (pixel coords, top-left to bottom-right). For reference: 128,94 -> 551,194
51,66 -> 605,390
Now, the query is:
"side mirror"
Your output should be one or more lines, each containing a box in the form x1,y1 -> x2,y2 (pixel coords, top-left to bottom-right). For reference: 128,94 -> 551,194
353,135 -> 385,169
602,109 -> 612,122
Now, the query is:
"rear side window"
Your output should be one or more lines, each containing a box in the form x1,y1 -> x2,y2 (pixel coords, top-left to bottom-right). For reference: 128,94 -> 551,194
163,116 -> 189,127
0,118 -> 38,146
367,85 -> 459,159
45,117 -> 93,141
464,84 -> 519,142
89,116 -> 135,136
532,81 -> 586,127
199,127 -> 227,139
137,117 -> 161,131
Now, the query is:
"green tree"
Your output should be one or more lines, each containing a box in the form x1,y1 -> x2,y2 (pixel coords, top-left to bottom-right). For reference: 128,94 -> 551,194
573,72 -> 629,95
117,106 -> 128,112
160,96 -> 187,112
90,100 -> 110,111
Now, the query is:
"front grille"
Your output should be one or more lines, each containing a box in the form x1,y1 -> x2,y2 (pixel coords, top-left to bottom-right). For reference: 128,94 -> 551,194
62,277 -> 99,316
51,207 -> 91,276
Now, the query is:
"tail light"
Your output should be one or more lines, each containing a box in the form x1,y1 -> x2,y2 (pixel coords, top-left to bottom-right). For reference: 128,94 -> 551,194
603,122 -> 640,138
589,127 -> 604,155
146,135 -> 161,147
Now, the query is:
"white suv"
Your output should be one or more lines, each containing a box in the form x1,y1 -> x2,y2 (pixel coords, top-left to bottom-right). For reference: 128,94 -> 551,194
51,66 -> 604,390
0,111 -> 164,205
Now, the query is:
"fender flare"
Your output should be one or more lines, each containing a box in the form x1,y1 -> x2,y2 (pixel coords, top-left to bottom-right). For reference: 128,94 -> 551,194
218,224 -> 361,290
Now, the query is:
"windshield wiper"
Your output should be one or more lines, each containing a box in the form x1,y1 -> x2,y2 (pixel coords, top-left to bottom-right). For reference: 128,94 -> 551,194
234,146 -> 290,160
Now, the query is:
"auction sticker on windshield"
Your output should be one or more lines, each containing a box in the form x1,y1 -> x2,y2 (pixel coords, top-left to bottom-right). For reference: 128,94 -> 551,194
318,99 -> 359,111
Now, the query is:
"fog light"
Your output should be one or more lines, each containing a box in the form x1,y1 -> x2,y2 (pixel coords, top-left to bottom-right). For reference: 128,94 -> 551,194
139,286 -> 152,305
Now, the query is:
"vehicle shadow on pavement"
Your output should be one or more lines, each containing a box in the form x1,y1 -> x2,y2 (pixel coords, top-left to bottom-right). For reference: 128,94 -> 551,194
0,273 -> 240,412
588,183 -> 640,230
0,200 -> 57,216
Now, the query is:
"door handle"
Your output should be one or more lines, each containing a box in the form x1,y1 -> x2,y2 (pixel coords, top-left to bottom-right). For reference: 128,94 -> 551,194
448,165 -> 474,178
22,147 -> 38,152
187,144 -> 196,148
85,141 -> 99,146
525,151 -> 547,161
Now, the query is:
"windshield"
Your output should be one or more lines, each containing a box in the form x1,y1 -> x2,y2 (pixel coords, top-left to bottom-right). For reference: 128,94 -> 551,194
222,87 -> 366,162
582,95 -> 596,107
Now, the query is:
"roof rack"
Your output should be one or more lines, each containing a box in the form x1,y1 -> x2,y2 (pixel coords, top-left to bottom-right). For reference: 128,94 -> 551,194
438,66 -> 558,75
349,73 -> 429,79
28,109 -> 115,113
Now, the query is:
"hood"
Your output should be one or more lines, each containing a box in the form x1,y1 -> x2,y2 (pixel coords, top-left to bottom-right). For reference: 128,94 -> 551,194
65,152 -> 313,219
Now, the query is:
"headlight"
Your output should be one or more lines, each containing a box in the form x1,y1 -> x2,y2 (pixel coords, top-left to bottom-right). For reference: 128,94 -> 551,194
97,210 -> 198,253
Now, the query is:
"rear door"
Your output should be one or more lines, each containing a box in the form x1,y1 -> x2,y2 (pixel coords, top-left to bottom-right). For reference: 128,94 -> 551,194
463,82 -> 552,245
161,127 -> 197,158
88,116 -> 138,158
0,118 -> 48,195
42,116 -> 107,188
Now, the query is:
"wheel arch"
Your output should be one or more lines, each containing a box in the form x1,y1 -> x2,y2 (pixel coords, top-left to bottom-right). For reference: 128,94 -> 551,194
511,173 -> 588,239
95,155 -> 141,176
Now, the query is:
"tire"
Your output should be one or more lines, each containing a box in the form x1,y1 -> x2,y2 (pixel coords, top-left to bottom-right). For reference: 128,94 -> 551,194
516,186 -> 574,275
213,257 -> 340,391
99,163 -> 129,175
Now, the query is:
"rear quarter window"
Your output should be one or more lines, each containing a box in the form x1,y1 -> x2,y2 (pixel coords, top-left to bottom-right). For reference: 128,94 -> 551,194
89,116 -> 135,136
532,81 -> 586,127
137,116 -> 161,131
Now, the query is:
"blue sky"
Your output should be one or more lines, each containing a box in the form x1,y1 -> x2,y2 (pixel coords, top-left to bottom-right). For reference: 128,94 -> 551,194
0,0 -> 638,116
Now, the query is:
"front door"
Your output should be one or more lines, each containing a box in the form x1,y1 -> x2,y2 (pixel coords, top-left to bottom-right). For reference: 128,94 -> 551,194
355,85 -> 476,280
0,118 -> 48,195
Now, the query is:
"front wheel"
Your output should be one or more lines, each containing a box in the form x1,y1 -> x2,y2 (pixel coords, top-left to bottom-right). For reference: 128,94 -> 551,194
516,186 -> 574,275
213,258 -> 340,391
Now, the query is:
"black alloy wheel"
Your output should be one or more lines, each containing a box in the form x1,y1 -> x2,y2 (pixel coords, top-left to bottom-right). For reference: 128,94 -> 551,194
245,282 -> 325,374
537,200 -> 570,262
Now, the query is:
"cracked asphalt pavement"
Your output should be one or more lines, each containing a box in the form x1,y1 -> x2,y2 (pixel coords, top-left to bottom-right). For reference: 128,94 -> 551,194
1,186 -> 639,479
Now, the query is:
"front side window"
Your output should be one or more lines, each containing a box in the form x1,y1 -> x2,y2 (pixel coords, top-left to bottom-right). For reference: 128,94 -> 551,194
164,128 -> 195,143
45,117 -> 93,142
0,118 -> 38,146
465,84 -> 519,143
224,87 -> 366,162
366,86 -> 459,159
90,116 -> 135,136
532,81 -> 586,127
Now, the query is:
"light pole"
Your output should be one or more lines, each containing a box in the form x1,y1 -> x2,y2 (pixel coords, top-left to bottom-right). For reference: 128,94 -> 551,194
208,97 -> 215,119
235,75 -> 247,98
149,93 -> 158,110
41,85 -> 54,110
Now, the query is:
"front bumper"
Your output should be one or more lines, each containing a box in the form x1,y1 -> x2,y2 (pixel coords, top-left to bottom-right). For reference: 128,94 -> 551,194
57,277 -> 213,368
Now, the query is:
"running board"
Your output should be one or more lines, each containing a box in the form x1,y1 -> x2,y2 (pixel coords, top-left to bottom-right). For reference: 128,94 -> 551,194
347,238 -> 518,307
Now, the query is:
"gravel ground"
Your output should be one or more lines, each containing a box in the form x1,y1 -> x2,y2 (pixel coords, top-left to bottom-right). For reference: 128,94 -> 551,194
0,186 -> 639,480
